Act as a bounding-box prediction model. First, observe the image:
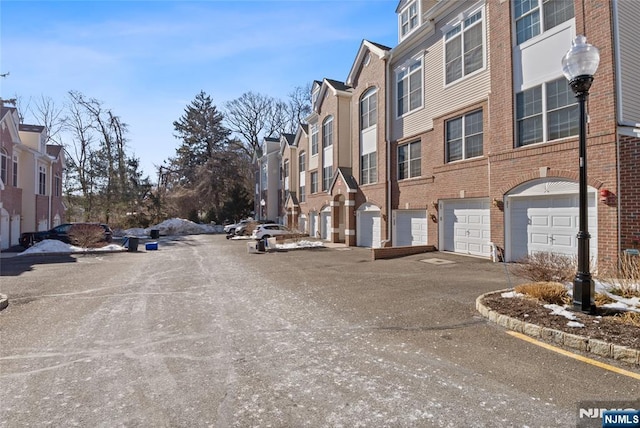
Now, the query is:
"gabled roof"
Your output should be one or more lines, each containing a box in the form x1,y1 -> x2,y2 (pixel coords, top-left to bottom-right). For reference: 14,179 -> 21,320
285,191 -> 299,208
292,124 -> 308,150
346,39 -> 392,87
46,145 -> 63,158
314,78 -> 353,114
280,133 -> 296,155
19,124 -> 45,133
329,167 -> 358,194
0,106 -> 21,145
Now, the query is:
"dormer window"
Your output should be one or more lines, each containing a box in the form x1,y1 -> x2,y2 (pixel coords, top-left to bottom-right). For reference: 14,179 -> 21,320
399,1 -> 419,40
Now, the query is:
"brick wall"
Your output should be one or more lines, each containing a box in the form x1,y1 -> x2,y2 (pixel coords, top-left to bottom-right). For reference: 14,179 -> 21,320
619,135 -> 640,250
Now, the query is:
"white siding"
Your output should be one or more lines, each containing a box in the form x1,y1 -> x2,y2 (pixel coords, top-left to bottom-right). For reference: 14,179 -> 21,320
391,3 -> 491,142
616,0 -> 640,125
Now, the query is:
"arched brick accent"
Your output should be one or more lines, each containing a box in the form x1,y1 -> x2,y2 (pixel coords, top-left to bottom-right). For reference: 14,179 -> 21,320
497,170 -> 605,196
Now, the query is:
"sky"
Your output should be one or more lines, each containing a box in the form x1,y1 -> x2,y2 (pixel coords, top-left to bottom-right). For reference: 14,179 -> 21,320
0,0 -> 398,179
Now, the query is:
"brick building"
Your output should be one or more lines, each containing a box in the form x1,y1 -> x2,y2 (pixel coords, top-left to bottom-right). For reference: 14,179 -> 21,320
279,0 -> 638,267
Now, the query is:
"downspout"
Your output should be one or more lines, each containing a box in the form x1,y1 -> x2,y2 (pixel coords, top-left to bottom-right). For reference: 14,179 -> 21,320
385,52 -> 392,244
612,0 -> 622,254
48,160 -> 53,228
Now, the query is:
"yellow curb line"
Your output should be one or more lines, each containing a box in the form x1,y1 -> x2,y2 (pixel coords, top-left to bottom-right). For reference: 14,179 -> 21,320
507,331 -> 640,380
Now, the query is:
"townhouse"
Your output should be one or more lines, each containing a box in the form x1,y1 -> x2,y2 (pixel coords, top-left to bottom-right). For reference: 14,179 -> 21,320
272,0 -> 640,267
0,106 -> 65,250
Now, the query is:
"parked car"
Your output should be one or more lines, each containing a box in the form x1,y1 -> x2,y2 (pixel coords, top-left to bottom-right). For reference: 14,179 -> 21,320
251,224 -> 293,240
232,219 -> 277,237
19,223 -> 113,248
224,220 -> 247,235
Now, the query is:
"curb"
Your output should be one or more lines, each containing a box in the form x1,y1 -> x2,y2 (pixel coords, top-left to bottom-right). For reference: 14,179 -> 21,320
476,289 -> 640,367
0,294 -> 8,311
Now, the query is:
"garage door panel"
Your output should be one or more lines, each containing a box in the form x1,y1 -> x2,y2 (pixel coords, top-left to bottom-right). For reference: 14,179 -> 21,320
442,199 -> 491,257
394,211 -> 427,246
509,193 -> 597,262
358,211 -> 381,248
552,216 -> 572,227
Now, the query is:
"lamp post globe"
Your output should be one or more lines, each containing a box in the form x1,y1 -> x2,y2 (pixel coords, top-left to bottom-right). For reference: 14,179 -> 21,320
562,35 -> 600,314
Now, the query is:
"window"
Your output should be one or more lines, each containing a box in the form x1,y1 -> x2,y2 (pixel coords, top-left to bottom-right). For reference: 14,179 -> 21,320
55,174 -> 61,197
283,160 -> 289,179
398,141 -> 421,180
298,152 -> 306,203
396,57 -> 423,117
361,152 -> 377,185
322,117 -> 333,148
12,155 -> 18,187
322,166 -> 332,192
310,171 -> 318,194
399,1 -> 419,39
38,165 -> 46,195
516,77 -> 577,147
445,8 -> 484,85
360,89 -> 377,130
0,149 -> 7,186
311,123 -> 318,155
446,110 -> 484,162
514,0 -> 574,44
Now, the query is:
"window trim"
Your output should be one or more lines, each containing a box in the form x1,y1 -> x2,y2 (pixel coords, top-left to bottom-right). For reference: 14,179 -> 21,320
397,140 -> 421,180
442,3 -> 486,86
395,54 -> 424,118
360,151 -> 377,186
360,87 -> 378,131
322,116 -> 333,149
515,77 -> 578,148
12,155 -> 18,187
398,0 -> 420,41
0,149 -> 8,186
310,123 -> 319,156
445,109 -> 484,163
38,164 -> 46,195
310,171 -> 319,194
513,0 -> 575,45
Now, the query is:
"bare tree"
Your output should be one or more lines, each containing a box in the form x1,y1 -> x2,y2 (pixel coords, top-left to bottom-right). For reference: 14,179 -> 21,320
224,91 -> 281,157
31,95 -> 65,145
285,83 -> 312,131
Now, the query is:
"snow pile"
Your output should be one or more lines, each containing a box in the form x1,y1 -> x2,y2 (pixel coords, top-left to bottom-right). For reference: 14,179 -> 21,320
121,218 -> 223,237
276,240 -> 325,250
18,240 -> 125,256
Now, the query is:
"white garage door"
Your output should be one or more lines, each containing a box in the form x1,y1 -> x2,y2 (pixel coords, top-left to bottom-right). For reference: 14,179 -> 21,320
509,193 -> 597,262
393,210 -> 427,246
298,214 -> 307,235
441,199 -> 491,257
357,208 -> 381,248
320,209 -> 331,241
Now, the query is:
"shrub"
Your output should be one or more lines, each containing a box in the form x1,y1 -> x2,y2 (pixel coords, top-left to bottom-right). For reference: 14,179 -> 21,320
594,292 -> 615,306
68,224 -> 107,248
514,282 -> 570,305
511,252 -> 576,283
613,311 -> 640,327
598,252 -> 640,298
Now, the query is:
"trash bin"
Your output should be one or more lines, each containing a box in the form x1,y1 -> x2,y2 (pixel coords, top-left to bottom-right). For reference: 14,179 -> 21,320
150,229 -> 160,239
127,236 -> 139,252
256,239 -> 266,252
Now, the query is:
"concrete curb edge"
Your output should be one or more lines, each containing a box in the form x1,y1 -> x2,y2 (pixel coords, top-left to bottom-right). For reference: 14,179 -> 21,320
476,289 -> 640,367
0,294 -> 8,311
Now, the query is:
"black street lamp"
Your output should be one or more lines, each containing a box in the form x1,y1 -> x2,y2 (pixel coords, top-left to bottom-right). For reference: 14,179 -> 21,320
561,35 -> 600,313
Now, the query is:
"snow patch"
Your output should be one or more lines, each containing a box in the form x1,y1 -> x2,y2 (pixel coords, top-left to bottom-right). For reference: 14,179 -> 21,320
501,291 -> 525,298
543,304 -> 578,321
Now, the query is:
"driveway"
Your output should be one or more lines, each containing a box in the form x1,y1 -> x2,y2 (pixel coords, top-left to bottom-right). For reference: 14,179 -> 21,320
0,234 -> 637,427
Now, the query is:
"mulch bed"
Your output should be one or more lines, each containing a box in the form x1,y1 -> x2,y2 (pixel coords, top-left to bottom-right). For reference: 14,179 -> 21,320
481,293 -> 640,350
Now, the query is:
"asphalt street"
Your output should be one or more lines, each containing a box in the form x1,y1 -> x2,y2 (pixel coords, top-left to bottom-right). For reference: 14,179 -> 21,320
0,234 -> 638,427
